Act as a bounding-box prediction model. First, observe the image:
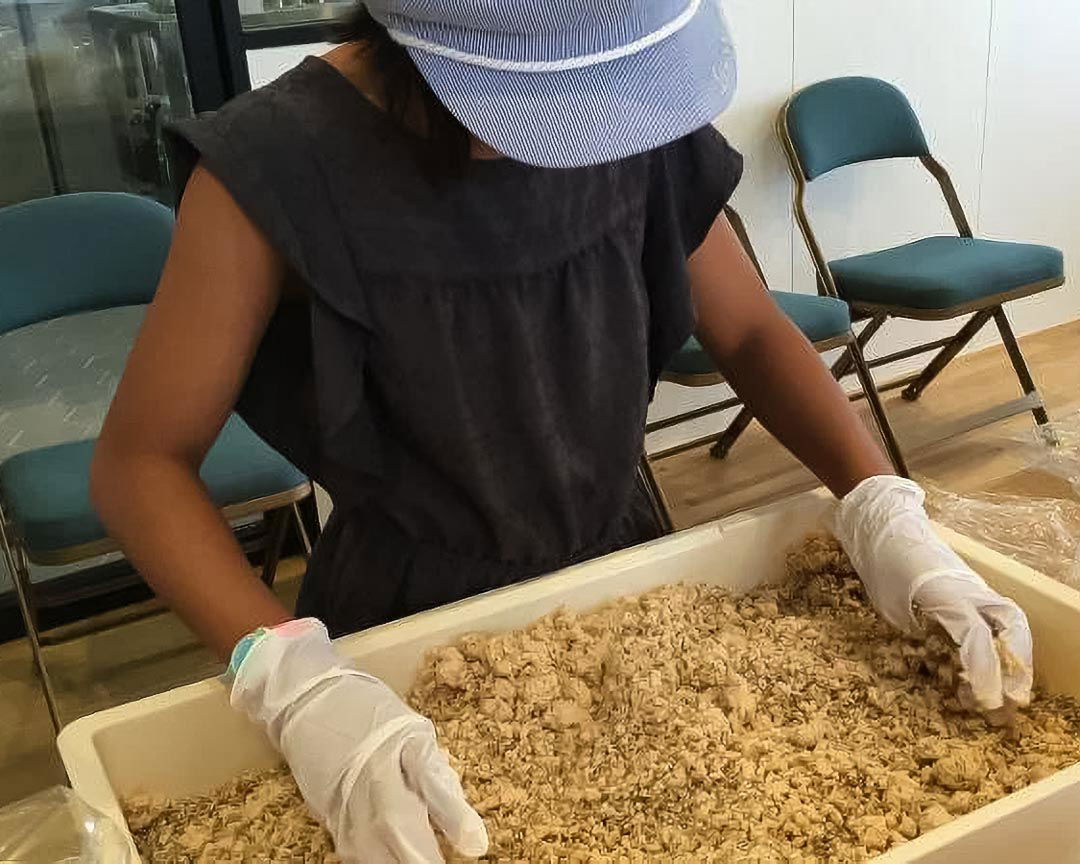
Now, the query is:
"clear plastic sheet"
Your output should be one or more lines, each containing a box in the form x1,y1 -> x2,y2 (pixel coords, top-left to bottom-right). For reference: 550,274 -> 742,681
924,482 -> 1080,589
1016,411 -> 1080,497
0,786 -> 135,863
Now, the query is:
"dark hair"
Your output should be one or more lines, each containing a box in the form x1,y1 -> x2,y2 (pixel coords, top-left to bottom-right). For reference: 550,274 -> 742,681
336,5 -> 471,176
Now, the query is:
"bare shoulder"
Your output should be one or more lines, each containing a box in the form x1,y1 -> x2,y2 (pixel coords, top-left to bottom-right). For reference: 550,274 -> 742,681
177,164 -> 281,277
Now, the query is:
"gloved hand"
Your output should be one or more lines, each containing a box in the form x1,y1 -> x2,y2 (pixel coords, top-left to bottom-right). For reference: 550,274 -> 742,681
229,618 -> 488,863
833,475 -> 1033,712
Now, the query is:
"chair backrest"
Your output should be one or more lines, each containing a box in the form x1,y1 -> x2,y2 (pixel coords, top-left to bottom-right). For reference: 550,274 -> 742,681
0,192 -> 174,337
784,77 -> 930,180
723,206 -> 768,287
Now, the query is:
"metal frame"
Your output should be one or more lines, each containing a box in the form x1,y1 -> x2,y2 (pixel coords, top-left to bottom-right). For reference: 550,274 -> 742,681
0,479 -> 314,732
174,1 -> 352,113
239,4 -> 350,51
638,456 -> 674,535
775,92 -> 1063,437
242,20 -> 342,50
643,329 -> 908,465
655,209 -> 914,465
0,2 -> 333,731
175,0 -> 251,113
22,482 -> 311,567
640,209 -> 909,532
13,1 -> 67,194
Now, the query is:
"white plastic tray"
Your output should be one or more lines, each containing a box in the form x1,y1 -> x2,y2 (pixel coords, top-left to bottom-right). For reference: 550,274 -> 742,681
58,490 -> 1080,862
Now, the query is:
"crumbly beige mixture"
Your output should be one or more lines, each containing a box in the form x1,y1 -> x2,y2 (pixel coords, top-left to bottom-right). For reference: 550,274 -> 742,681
124,768 -> 338,863
414,536 -> 1080,863
123,537 -> 1080,863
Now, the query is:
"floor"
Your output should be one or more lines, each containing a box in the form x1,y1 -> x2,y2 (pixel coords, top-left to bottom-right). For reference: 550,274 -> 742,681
652,319 -> 1080,526
1,320 -> 1078,808
0,563 -> 304,805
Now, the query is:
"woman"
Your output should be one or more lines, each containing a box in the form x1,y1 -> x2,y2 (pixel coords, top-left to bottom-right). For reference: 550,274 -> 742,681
91,1 -> 1032,861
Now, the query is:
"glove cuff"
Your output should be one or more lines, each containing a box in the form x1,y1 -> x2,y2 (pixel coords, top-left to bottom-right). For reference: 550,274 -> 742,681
229,618 -> 363,746
833,475 -> 929,633
839,474 -> 924,512
228,618 -> 323,678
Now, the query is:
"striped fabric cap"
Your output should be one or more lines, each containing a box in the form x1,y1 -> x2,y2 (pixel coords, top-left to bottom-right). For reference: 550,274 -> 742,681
365,0 -> 737,168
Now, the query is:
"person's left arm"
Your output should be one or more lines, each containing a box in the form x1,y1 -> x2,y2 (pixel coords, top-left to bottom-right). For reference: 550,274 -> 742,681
688,211 -> 1032,713
687,211 -> 890,497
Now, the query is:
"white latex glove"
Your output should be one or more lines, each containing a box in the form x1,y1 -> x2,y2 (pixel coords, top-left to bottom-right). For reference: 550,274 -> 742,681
229,618 -> 487,863
833,475 -> 1033,711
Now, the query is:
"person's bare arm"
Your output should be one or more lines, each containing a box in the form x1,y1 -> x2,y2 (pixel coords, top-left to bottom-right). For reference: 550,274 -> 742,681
688,212 -> 892,496
91,164 -> 291,659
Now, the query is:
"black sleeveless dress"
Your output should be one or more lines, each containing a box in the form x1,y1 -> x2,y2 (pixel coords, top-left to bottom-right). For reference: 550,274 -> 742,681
166,57 -> 742,636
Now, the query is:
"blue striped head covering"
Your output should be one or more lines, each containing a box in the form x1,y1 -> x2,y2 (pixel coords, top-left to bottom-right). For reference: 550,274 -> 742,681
364,0 -> 737,168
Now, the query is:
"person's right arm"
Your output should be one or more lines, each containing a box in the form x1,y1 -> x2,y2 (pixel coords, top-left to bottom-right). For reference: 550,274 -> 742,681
91,163 -> 487,862
91,163 -> 292,659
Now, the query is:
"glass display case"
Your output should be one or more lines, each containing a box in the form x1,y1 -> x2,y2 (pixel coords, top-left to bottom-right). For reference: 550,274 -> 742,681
237,0 -> 351,49
0,0 -> 352,206
87,1 -> 192,198
239,0 -> 347,30
0,0 -> 195,204
0,0 -> 332,628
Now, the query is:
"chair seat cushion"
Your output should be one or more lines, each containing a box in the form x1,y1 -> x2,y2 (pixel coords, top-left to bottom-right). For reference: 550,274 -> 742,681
771,291 -> 852,343
665,291 -> 851,377
0,415 -> 307,554
830,236 -> 1064,310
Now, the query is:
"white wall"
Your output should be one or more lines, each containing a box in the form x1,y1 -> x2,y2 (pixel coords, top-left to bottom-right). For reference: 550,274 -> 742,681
647,0 -> 1079,450
979,0 -> 1080,334
244,5 -> 1080,453
247,43 -> 332,88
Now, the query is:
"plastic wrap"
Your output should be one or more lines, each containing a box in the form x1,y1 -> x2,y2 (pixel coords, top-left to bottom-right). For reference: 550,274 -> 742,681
0,786 -> 135,863
924,482 -> 1080,589
1014,411 -> 1080,496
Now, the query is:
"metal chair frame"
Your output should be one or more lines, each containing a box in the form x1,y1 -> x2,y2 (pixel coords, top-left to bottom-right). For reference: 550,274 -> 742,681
775,92 -> 1064,443
0,477 -> 313,732
0,193 -> 316,733
640,208 -> 908,533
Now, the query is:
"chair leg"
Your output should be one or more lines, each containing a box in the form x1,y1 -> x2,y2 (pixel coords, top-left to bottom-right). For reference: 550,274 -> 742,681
992,306 -> 1052,428
638,456 -> 675,535
900,309 -> 994,402
710,405 -> 754,460
713,311 -> 887,461
831,314 -> 887,382
848,343 -> 910,478
0,523 -> 62,733
291,502 -> 313,559
296,495 -> 322,546
260,507 -> 291,588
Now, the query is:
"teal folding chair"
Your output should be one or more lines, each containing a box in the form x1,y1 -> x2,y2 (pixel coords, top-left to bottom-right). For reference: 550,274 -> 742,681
640,207 -> 907,533
0,193 -> 313,731
777,77 -> 1065,443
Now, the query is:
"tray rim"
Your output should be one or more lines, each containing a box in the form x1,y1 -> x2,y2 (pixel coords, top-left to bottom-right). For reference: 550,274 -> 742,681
56,490 -> 1080,862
